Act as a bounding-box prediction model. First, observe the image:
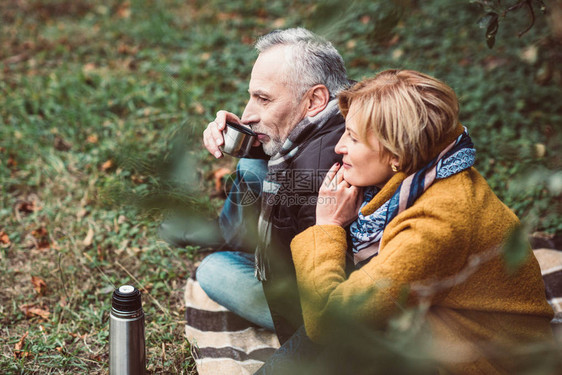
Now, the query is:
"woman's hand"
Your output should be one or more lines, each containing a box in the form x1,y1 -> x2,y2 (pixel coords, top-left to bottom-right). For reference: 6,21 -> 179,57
316,163 -> 362,227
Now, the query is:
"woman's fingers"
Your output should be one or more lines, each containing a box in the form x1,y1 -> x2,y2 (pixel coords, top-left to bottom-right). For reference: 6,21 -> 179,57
320,162 -> 340,193
316,165 -> 362,227
335,164 -> 345,184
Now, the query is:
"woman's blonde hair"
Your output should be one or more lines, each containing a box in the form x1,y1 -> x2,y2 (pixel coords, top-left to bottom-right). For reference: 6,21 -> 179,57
338,69 -> 459,175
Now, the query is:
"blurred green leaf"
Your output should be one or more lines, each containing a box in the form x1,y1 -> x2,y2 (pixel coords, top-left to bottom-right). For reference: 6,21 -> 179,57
502,225 -> 530,272
486,13 -> 499,48
477,11 -> 496,29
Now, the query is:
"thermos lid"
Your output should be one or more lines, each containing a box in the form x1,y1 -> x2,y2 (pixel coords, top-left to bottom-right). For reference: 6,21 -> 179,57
225,121 -> 256,136
112,285 -> 142,312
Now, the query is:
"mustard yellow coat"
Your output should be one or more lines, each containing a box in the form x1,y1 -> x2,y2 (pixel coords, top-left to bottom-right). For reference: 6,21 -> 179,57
291,167 -> 555,374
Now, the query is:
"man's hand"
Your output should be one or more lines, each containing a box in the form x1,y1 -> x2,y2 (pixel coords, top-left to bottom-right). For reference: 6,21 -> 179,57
316,163 -> 362,227
203,110 -> 241,158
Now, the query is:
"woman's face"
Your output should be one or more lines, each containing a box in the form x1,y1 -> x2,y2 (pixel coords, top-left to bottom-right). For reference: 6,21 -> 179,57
335,102 -> 397,188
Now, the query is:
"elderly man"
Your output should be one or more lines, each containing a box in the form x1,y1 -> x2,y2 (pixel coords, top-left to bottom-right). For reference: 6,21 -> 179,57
166,28 -> 349,343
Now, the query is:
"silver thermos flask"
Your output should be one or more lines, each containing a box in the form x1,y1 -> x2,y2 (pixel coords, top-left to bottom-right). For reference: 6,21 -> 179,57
110,285 -> 146,375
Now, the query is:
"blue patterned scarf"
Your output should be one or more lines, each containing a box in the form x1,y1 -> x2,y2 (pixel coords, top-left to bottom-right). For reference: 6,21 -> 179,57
349,127 -> 476,266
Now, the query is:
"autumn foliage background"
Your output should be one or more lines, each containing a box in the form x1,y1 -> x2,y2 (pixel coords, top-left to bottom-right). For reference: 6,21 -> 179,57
1,0 -> 561,373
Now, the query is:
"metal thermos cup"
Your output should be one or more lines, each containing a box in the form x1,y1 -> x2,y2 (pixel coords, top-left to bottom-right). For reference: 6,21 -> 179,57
110,285 -> 146,375
220,121 -> 257,158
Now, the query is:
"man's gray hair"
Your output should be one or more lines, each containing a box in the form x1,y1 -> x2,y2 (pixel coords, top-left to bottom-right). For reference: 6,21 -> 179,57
255,27 -> 349,99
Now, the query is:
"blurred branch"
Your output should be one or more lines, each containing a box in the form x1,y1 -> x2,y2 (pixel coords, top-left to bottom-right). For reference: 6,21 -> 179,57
506,0 -> 535,37
474,0 -> 547,48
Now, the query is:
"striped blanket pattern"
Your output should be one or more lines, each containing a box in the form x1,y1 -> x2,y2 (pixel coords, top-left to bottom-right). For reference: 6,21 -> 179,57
185,248 -> 562,374
184,277 -> 279,374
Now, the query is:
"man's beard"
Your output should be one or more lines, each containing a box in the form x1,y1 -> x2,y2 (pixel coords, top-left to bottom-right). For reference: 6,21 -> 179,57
252,125 -> 285,156
262,137 -> 284,156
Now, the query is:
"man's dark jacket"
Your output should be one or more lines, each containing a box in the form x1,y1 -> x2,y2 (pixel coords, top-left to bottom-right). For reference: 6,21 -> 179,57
261,109 -> 345,344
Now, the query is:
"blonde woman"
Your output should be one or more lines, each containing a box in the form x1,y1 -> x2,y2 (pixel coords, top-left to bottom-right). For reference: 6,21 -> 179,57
258,70 -> 555,374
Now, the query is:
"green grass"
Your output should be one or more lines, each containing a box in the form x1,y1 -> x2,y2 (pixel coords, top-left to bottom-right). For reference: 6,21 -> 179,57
0,0 -> 560,373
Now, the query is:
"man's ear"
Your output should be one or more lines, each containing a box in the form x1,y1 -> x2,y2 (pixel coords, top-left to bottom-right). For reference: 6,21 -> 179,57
305,85 -> 330,117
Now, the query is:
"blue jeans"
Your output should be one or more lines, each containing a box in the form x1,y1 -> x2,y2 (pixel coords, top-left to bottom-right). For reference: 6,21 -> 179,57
196,159 -> 271,329
220,158 -> 268,251
196,251 -> 275,332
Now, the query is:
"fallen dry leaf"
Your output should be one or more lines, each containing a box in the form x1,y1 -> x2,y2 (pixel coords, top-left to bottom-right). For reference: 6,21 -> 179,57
117,43 -> 139,55
14,331 -> 30,359
139,283 -> 153,294
346,39 -> 357,49
83,226 -> 94,247
273,18 -> 285,28
76,207 -> 88,219
535,143 -> 546,158
191,102 -> 204,115
101,159 -> 113,171
0,231 -> 10,245
97,244 -> 104,261
116,1 -> 131,18
15,201 -> 35,213
14,199 -> 41,215
29,308 -> 51,320
131,174 -> 146,184
212,167 -> 232,193
7,156 -> 17,168
31,227 -> 47,238
241,35 -> 253,45
83,62 -> 96,72
69,332 -> 89,340
54,135 -> 72,151
31,276 -> 47,296
31,227 -> 51,250
86,134 -> 99,144
19,304 -> 51,320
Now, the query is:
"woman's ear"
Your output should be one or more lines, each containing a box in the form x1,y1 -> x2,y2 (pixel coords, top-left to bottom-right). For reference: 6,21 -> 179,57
305,85 -> 330,117
390,155 -> 400,172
